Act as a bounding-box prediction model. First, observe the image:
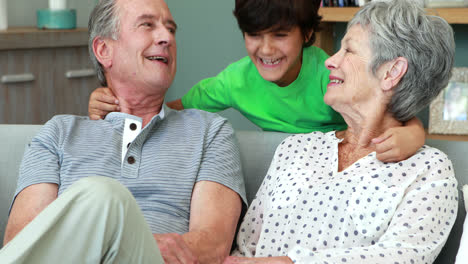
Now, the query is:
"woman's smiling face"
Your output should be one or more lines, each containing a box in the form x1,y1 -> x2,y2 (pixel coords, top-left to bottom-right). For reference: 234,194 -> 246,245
323,24 -> 381,113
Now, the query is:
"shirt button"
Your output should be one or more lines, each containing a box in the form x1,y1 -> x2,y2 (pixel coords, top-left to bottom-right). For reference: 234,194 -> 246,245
127,156 -> 135,164
130,123 -> 137,130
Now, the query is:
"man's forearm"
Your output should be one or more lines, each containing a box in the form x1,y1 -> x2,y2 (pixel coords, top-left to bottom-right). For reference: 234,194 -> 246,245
152,230 -> 233,264
183,229 -> 233,264
4,183 -> 58,245
185,181 -> 242,264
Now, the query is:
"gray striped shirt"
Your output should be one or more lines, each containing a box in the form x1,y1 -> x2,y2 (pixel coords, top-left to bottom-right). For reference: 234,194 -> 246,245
15,105 -> 246,234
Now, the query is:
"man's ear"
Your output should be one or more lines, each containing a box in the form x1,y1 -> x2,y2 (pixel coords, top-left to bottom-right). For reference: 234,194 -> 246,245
381,57 -> 408,91
93,37 -> 113,69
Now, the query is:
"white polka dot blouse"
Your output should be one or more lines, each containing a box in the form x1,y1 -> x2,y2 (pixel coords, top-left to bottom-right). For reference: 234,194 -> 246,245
233,132 -> 458,264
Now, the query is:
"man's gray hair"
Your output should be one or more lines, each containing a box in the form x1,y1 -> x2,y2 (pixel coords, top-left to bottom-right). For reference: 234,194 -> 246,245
348,0 -> 455,122
88,0 -> 121,87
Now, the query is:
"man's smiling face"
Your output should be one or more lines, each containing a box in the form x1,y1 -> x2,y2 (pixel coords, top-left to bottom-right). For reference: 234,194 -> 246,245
109,0 -> 177,94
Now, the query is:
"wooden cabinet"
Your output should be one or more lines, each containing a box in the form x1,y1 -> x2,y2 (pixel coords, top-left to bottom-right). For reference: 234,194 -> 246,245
0,28 -> 99,124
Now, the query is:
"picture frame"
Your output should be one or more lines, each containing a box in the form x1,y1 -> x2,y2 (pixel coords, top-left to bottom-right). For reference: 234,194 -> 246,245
429,67 -> 468,135
425,0 -> 468,8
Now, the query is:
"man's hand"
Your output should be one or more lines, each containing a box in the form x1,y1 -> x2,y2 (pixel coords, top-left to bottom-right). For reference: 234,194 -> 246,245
153,233 -> 199,264
223,256 -> 293,264
88,87 -> 119,120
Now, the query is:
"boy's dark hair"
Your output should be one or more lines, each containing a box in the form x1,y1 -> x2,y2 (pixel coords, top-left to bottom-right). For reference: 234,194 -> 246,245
233,0 -> 322,47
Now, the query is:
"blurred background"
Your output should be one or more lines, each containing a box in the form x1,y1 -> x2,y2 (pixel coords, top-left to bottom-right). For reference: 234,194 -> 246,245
1,0 -> 467,130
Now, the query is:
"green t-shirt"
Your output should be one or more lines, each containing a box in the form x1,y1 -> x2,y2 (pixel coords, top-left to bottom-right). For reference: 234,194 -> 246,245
181,46 -> 346,133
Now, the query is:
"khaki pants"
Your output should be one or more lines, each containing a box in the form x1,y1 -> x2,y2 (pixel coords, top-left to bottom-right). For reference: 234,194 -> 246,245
0,177 -> 164,264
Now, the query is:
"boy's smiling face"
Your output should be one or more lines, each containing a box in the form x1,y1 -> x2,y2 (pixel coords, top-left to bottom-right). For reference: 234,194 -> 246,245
244,26 -> 310,87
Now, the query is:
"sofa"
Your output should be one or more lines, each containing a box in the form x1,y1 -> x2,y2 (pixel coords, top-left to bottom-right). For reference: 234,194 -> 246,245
0,125 -> 467,263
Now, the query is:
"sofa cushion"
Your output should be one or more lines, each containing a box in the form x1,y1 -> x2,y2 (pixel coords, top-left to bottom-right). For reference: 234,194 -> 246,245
235,130 -> 289,203
0,125 -> 42,244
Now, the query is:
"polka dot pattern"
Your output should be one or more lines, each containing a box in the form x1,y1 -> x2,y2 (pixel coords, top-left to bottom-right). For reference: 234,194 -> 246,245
232,131 -> 458,264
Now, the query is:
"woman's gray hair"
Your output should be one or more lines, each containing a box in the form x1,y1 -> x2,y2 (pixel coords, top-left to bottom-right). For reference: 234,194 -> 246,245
88,0 -> 121,87
348,0 -> 455,122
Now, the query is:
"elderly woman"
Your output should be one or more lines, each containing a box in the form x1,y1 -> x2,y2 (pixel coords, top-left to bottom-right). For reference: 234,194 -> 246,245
224,0 -> 458,263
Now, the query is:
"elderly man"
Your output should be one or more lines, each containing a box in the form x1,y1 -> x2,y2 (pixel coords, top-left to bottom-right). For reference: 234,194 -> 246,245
0,0 -> 246,263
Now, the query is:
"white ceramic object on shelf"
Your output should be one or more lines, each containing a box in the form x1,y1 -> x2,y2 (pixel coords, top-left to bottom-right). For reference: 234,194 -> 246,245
49,0 -> 68,10
0,0 -> 7,30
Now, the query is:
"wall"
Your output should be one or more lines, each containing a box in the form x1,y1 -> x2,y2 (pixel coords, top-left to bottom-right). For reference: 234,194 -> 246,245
6,0 -> 96,28
5,0 -> 468,130
165,0 -> 260,130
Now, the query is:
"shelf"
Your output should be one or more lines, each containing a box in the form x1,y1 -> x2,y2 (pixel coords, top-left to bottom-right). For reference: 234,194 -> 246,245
0,27 -> 88,50
319,7 -> 359,22
319,7 -> 468,24
426,132 -> 468,142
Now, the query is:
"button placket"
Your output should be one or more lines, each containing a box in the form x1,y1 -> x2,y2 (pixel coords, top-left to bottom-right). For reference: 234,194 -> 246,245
121,138 -> 143,178
121,118 -> 142,163
120,112 -> 161,179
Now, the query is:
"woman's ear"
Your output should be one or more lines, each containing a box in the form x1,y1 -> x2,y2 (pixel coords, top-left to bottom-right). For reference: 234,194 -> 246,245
93,37 -> 113,69
381,57 -> 408,91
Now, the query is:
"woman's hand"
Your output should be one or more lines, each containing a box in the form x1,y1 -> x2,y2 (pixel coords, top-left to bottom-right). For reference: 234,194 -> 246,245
372,117 -> 425,162
88,87 -> 119,120
223,256 -> 293,264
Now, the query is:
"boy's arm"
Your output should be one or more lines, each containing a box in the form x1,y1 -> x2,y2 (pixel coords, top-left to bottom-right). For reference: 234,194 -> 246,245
166,99 -> 185,110
178,71 -> 233,113
373,117 -> 425,162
